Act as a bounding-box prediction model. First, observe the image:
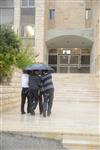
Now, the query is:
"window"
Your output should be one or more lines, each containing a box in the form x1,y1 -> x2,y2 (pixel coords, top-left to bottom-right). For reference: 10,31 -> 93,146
21,25 -> 35,37
49,55 -> 57,64
85,9 -> 92,20
21,0 -> 35,8
49,9 -> 55,20
0,8 -> 14,25
20,7 -> 35,37
0,0 -> 14,7
81,55 -> 90,65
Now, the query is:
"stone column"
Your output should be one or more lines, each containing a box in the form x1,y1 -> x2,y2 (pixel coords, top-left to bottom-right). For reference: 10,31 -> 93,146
35,0 -> 46,63
14,0 -> 21,34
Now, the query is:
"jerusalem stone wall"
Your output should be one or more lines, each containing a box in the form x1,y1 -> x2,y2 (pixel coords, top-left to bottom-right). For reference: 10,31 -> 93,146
47,0 -> 85,29
91,0 -> 100,92
0,68 -> 22,112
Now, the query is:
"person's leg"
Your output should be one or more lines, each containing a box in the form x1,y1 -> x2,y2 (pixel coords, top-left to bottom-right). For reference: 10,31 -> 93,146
26,89 -> 30,113
38,92 -> 43,114
33,89 -> 39,110
29,89 -> 35,115
27,95 -> 30,113
47,89 -> 54,116
21,88 -> 27,114
29,89 -> 39,115
43,91 -> 49,117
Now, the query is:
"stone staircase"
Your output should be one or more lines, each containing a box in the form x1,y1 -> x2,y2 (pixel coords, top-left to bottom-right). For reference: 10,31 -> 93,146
52,73 -> 100,150
1,73 -> 99,150
52,73 -> 99,103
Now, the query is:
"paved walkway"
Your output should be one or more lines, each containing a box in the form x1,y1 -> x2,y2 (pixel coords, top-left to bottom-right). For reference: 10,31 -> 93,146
1,132 -> 67,150
0,101 -> 99,136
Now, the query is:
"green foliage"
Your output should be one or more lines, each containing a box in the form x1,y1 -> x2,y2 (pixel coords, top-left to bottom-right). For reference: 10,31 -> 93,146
0,25 -> 35,82
0,25 -> 20,81
15,45 -> 36,69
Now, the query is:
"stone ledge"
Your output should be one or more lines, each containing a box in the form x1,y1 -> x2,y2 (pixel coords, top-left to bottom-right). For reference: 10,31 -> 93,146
0,101 -> 20,112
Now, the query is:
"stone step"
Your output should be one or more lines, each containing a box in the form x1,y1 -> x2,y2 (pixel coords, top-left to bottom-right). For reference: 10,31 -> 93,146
54,99 -> 99,102
55,89 -> 98,91
55,86 -> 97,89
52,73 -> 99,103
53,82 -> 97,85
53,79 -> 96,82
54,96 -> 99,99
55,93 -> 99,98
54,93 -> 99,96
54,92 -> 99,95
62,133 -> 100,150
53,74 -> 95,77
0,100 -> 19,112
62,139 -> 100,150
53,79 -> 97,81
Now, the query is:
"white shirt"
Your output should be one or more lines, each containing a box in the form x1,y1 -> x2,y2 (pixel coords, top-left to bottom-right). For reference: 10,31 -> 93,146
21,73 -> 29,88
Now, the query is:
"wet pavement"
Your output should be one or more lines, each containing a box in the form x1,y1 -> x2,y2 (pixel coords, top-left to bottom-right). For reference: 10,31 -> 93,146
0,132 -> 67,150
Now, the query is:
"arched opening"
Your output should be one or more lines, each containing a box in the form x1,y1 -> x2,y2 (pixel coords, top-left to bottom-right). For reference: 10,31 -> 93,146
46,34 -> 93,73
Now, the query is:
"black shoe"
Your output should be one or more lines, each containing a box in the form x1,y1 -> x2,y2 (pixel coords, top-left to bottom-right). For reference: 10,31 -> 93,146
40,111 -> 43,115
47,111 -> 51,117
43,110 -> 46,117
21,112 -> 26,115
30,111 -> 35,116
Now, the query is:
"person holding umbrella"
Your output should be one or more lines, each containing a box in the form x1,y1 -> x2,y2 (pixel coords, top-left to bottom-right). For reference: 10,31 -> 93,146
28,70 -> 42,115
23,63 -> 54,116
41,71 -> 54,117
21,70 -> 30,114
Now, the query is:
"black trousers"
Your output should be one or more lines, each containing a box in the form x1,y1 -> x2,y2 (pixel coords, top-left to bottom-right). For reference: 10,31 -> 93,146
29,88 -> 39,113
43,89 -> 54,113
38,92 -> 43,114
21,88 -> 29,113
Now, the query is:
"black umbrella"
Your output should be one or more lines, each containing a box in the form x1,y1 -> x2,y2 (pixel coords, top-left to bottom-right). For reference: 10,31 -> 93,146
24,63 -> 54,73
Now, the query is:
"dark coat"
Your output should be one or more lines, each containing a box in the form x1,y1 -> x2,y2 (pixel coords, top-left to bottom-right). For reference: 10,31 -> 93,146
29,75 -> 41,90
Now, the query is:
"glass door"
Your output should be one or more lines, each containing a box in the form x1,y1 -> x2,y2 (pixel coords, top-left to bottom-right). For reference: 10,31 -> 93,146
48,48 -> 90,73
58,54 -> 80,73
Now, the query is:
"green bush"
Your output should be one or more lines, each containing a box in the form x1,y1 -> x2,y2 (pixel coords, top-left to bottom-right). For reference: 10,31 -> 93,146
16,45 -> 36,69
0,25 -> 35,82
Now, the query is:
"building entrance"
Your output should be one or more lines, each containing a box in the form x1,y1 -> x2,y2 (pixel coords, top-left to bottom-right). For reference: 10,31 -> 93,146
58,54 -> 80,73
48,48 -> 90,73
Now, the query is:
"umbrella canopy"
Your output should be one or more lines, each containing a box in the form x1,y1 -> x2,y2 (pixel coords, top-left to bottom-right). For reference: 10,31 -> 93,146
24,63 -> 54,73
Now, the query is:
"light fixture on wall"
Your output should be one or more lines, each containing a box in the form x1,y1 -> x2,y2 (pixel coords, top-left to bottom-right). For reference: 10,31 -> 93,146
63,49 -> 71,54
61,48 -> 63,50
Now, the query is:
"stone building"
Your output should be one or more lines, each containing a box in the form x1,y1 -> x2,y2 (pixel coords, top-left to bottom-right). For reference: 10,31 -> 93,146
0,0 -> 100,75
0,0 -> 100,107
0,1 -> 100,149
0,0 -> 99,75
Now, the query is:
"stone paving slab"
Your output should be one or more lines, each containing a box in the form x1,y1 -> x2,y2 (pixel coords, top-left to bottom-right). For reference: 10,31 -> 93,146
0,101 -> 99,136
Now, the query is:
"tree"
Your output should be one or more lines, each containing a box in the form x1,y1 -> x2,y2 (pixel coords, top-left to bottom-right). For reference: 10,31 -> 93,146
0,25 -> 35,82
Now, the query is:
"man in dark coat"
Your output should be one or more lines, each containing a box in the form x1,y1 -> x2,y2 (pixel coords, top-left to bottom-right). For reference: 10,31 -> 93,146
41,71 -> 54,117
29,71 -> 41,115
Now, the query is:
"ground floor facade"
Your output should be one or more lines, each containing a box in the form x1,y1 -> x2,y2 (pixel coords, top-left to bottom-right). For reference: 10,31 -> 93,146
35,28 -> 93,74
48,48 -> 90,73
